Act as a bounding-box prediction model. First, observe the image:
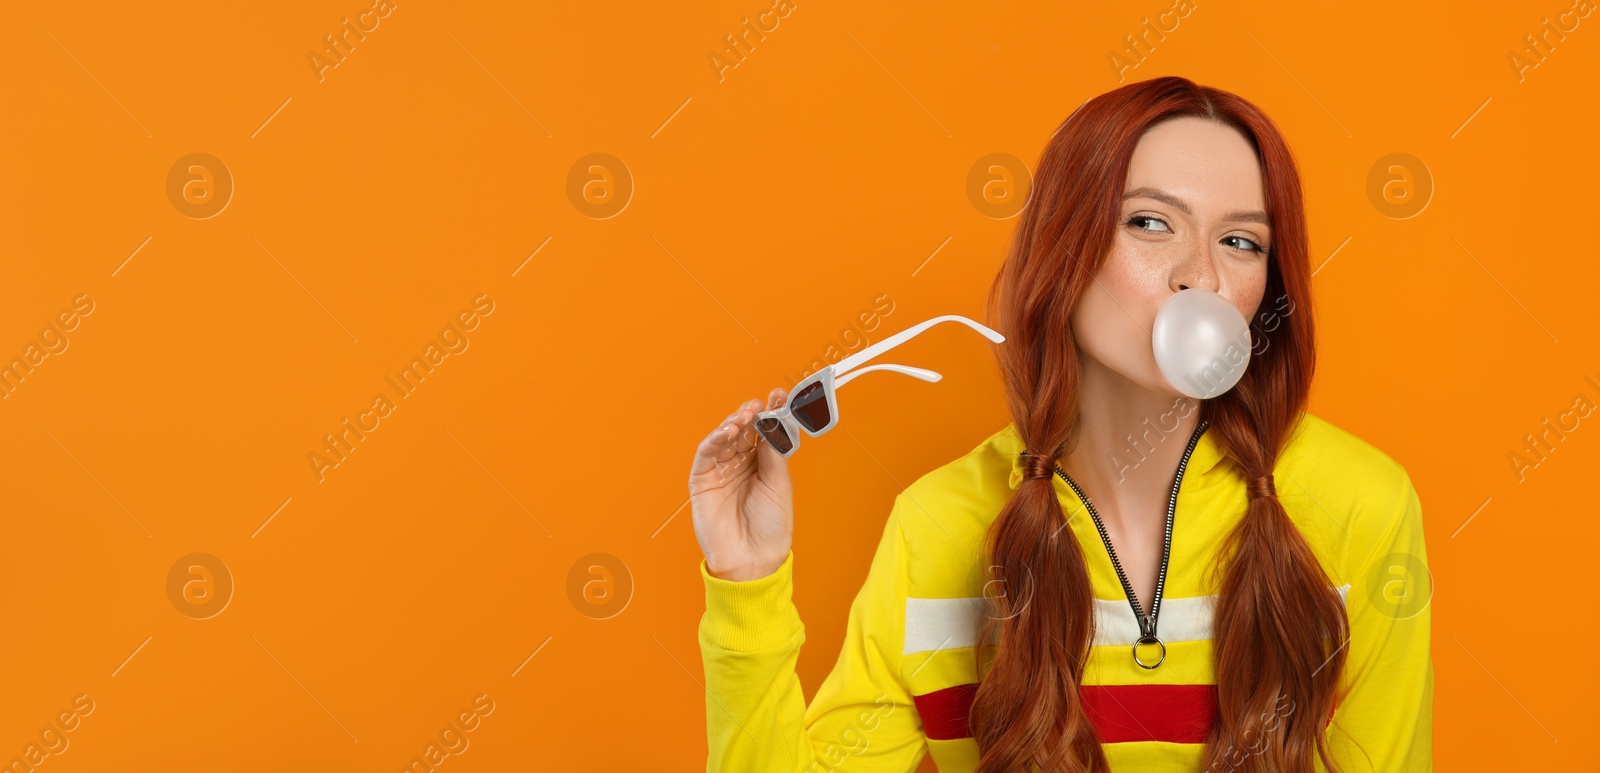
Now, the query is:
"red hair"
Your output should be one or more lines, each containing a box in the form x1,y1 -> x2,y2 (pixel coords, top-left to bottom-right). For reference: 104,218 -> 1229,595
974,76 -> 1348,772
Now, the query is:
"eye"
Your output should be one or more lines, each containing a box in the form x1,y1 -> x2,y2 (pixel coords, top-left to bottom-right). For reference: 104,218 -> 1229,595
1223,235 -> 1269,255
1126,215 -> 1171,234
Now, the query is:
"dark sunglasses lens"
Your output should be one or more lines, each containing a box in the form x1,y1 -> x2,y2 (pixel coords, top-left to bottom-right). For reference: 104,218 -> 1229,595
755,417 -> 794,454
789,381 -> 833,433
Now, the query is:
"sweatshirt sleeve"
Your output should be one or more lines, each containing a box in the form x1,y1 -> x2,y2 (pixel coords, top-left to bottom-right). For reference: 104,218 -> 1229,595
698,497 -> 927,772
1322,473 -> 1434,772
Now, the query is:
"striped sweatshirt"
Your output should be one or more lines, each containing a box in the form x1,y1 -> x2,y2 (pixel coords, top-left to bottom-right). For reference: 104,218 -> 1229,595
698,413 -> 1433,772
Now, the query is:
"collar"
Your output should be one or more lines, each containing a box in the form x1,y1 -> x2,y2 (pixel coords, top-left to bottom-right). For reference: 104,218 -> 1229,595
1001,421 -> 1229,490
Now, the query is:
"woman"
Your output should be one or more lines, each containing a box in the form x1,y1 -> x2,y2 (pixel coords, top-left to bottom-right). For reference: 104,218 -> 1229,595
688,76 -> 1432,772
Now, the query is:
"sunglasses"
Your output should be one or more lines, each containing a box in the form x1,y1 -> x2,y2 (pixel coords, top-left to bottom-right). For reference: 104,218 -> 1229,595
754,315 -> 1006,457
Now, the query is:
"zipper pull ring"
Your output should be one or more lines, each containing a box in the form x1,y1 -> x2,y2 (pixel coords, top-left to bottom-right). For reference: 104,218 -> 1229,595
1133,632 -> 1166,669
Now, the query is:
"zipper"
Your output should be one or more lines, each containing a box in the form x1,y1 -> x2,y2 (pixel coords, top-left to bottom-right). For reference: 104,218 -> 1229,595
1052,419 -> 1209,670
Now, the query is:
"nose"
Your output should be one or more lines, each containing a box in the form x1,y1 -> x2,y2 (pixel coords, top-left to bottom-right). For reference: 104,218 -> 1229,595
1169,237 -> 1220,294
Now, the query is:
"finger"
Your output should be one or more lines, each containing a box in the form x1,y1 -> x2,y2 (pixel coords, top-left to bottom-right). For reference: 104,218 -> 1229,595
730,419 -> 758,455
732,397 -> 774,441
714,401 -> 764,458
766,386 -> 787,411
699,412 -> 750,463
720,398 -> 760,427
707,425 -> 742,470
711,399 -> 763,441
694,423 -> 733,466
692,427 -> 735,476
697,398 -> 767,472
704,419 -> 734,449
731,397 -> 765,424
754,419 -> 787,467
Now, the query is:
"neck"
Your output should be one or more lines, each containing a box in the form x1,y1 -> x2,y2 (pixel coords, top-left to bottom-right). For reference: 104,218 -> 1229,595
1060,352 -> 1201,528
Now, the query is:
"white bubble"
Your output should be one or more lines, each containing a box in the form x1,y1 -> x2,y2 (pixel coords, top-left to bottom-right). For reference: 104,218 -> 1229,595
1152,288 -> 1252,399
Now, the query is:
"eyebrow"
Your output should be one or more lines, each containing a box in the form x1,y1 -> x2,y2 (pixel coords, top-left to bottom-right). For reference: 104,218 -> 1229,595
1122,186 -> 1270,225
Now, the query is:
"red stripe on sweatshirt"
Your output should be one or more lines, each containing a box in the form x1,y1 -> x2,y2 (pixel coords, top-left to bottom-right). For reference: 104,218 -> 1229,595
912,684 -> 1337,743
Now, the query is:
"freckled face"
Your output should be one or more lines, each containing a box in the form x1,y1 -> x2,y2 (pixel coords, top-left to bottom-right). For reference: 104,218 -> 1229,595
1069,116 -> 1274,396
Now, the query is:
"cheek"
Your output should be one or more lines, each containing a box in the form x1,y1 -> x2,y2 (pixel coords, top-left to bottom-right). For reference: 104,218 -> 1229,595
1225,265 -> 1270,323
1088,244 -> 1168,327
1104,237 -> 1174,298
1071,250 -> 1163,373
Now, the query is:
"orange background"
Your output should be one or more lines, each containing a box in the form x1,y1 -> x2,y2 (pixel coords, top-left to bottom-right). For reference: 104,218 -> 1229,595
1,0 -> 1595,769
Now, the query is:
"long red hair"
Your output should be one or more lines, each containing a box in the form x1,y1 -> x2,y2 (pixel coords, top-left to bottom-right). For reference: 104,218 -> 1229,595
974,76 -> 1348,772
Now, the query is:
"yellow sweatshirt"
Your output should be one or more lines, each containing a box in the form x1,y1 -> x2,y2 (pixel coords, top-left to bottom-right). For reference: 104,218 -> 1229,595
698,413 -> 1433,772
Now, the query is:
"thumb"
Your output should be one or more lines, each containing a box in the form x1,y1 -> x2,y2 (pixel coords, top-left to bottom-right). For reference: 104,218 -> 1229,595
766,385 -> 789,411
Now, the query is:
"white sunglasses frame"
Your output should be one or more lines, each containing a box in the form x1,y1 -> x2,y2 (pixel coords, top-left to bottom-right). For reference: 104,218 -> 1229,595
754,314 -> 1007,458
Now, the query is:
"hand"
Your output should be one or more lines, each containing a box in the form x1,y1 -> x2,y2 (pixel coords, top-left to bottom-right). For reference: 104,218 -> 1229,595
688,387 -> 794,582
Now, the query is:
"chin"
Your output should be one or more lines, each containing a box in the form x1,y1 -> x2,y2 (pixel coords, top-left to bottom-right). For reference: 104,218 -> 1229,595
1104,359 -> 1177,397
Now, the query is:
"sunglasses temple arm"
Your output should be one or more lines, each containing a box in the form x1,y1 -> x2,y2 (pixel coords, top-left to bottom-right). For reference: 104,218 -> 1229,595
832,315 -> 1006,377
834,363 -> 942,389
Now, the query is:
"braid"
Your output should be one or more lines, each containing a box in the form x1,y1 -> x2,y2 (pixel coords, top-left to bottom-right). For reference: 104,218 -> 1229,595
1201,407 -> 1349,773
974,430 -> 1108,773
